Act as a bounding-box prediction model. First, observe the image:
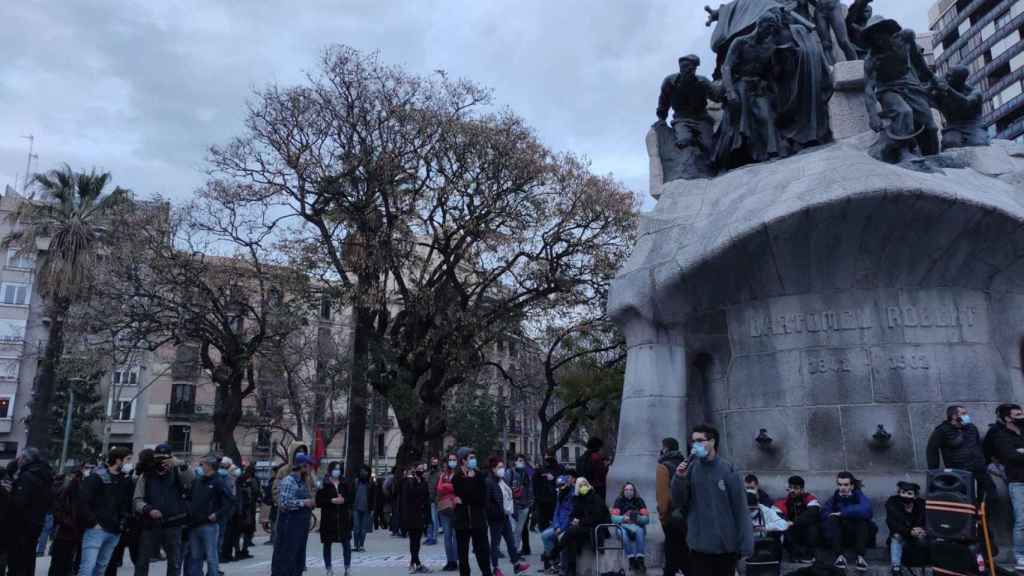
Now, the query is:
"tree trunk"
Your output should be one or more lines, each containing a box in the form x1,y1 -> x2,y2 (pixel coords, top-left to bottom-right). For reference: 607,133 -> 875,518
345,306 -> 371,478
26,298 -> 70,459
213,373 -> 244,464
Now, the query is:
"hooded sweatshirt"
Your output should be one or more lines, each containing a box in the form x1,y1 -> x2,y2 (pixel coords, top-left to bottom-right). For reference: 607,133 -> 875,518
273,444 -> 315,505
671,456 -> 753,557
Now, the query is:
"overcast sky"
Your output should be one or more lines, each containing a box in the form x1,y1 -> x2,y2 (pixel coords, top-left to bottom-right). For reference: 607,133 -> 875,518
1,0 -> 933,207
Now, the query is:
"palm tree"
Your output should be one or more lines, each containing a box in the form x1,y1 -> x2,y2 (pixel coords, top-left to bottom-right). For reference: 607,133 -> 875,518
4,165 -> 129,457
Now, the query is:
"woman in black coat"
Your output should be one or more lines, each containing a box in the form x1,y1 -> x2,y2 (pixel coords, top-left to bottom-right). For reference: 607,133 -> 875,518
453,449 -> 492,576
316,462 -> 353,576
400,463 -> 432,573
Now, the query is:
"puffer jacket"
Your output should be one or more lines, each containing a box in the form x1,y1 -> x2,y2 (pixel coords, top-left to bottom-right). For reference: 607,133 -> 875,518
552,488 -> 574,532
926,421 -> 986,472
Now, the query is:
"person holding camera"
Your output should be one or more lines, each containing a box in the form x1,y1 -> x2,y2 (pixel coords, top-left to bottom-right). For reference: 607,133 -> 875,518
133,444 -> 195,576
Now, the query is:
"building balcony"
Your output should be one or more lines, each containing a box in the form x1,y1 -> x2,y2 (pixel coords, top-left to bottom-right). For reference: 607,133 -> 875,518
165,402 -> 214,420
108,421 -> 135,435
0,420 -> 11,434
251,443 -> 273,460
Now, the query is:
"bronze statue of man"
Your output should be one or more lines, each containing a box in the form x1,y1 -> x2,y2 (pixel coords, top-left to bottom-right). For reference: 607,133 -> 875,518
932,65 -> 990,149
816,0 -> 860,63
863,18 -> 940,162
657,55 -> 720,154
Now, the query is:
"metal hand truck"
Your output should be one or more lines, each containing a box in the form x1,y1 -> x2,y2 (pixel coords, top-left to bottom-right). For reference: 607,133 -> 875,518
595,523 -> 628,576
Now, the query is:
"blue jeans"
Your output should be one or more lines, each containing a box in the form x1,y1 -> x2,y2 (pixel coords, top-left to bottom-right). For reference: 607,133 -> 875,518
619,525 -> 646,559
323,539 -> 352,570
79,527 -> 121,576
440,509 -> 457,564
353,510 -> 370,549
541,528 -> 558,554
189,524 -> 220,576
426,503 -> 439,544
272,509 -> 312,576
37,513 -> 53,556
1010,482 -> 1024,564
890,534 -> 904,567
489,517 -> 520,569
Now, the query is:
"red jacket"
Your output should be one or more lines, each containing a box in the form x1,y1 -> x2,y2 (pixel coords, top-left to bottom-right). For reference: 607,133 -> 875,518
773,492 -> 819,521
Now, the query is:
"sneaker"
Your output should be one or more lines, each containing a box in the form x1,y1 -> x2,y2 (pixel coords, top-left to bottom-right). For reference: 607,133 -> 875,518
425,540 -> 438,546
513,563 -> 530,574
344,569 -> 351,576
891,567 -> 903,576
638,558 -> 647,573
856,557 -> 868,572
497,552 -> 507,560
442,562 -> 459,572
409,566 -> 418,574
326,570 -> 334,576
494,568 -> 505,576
415,565 -> 432,574
834,556 -> 848,570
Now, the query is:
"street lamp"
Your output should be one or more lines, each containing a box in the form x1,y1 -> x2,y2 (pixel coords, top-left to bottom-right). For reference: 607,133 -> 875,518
58,377 -> 86,473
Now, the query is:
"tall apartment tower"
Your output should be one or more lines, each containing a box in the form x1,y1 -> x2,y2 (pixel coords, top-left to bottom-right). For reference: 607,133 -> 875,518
930,0 -> 1024,140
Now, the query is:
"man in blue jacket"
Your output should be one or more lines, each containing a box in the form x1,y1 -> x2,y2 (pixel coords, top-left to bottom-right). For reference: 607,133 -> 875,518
540,475 -> 574,573
822,471 -> 873,572
189,455 -> 236,576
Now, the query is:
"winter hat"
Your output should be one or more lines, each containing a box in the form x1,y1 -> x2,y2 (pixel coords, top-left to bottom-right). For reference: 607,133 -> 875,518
220,456 -> 234,467
456,446 -> 472,462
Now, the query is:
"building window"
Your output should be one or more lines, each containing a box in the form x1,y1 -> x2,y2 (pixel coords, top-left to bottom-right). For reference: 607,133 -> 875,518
377,433 -> 385,458
320,297 -> 332,320
112,400 -> 134,422
112,367 -> 140,387
0,283 -> 29,306
575,446 -> 582,460
0,320 -> 25,343
0,397 -> 10,419
170,384 -> 196,412
5,249 -> 34,270
168,425 -> 191,454
0,441 -> 16,459
257,428 -> 272,448
0,359 -> 18,381
560,446 -> 569,462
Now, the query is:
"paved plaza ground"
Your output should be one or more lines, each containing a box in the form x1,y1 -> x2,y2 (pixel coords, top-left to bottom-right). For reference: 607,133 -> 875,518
34,528 -> 546,576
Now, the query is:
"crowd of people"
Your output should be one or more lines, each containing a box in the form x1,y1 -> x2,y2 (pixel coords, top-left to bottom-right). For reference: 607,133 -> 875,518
3,401 -> 1024,576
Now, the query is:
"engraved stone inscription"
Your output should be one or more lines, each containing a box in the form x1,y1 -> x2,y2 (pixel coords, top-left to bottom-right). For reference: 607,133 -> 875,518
885,305 -> 976,329
807,355 -> 852,375
888,352 -> 930,370
750,309 -> 873,338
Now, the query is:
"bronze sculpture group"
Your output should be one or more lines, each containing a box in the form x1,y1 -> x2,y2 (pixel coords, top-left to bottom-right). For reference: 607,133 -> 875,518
655,0 -> 990,178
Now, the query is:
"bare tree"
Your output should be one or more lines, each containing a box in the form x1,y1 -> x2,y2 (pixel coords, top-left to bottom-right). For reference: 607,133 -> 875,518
96,190 -> 310,463
208,45 -> 637,467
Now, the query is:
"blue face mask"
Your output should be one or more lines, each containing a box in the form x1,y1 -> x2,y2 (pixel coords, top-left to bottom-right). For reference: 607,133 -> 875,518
195,467 -> 205,477
218,468 -> 229,477
961,414 -> 972,425
467,458 -> 478,470
692,442 -> 709,460
331,469 -> 342,479
447,460 -> 458,469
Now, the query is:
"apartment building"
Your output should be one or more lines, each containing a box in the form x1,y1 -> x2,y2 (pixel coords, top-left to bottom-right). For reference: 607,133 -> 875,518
930,0 -> 1024,140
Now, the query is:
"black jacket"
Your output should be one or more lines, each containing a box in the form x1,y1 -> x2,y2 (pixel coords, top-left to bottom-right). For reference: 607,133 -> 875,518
533,463 -> 563,505
80,466 -> 133,534
400,475 -> 431,532
885,496 -> 926,538
453,469 -> 488,530
188,474 -> 235,527
485,474 -> 512,524
10,458 -> 54,528
0,467 -> 11,552
926,421 -> 986,472
989,423 -> 1024,483
571,490 -> 610,530
317,478 -> 353,543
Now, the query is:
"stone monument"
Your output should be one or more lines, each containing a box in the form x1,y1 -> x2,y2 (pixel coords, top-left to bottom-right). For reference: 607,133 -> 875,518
615,0 -> 1024,567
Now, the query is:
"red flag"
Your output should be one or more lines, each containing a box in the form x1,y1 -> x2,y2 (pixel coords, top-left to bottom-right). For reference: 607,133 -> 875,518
313,428 -> 327,469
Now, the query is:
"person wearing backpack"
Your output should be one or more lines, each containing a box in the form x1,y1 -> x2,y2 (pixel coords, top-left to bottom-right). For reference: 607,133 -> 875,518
133,444 -> 195,576
656,438 -> 687,576
576,438 -> 608,500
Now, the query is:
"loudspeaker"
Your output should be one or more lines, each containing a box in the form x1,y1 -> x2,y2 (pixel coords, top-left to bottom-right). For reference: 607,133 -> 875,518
930,541 -> 985,576
928,469 -> 976,501
927,469 -> 978,542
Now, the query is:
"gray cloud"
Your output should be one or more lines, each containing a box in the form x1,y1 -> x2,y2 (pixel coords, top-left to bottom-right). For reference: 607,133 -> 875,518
1,1 -> 932,206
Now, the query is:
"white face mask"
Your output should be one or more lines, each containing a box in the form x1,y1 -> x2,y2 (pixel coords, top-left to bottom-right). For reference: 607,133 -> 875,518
515,461 -> 525,469
121,464 -> 134,474
495,467 -> 506,479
